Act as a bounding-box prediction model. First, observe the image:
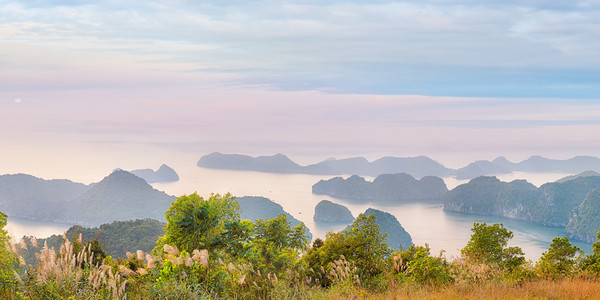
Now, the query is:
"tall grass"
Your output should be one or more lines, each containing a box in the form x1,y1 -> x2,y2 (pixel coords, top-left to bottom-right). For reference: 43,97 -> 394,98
3,235 -> 600,299
6,238 -> 600,299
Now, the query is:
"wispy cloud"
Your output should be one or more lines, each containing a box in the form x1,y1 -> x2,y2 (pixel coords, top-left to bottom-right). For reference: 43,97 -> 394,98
1,0 -> 599,171
1,0 -> 599,97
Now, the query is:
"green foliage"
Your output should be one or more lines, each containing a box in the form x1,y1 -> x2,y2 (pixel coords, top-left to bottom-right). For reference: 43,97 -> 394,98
364,208 -> 412,251
537,236 -> 580,279
302,213 -> 392,287
247,215 -> 309,275
461,222 -> 525,270
154,193 -> 312,298
19,218 -> 164,267
394,244 -> 453,285
343,214 -> 393,278
158,193 -> 246,255
0,211 -> 21,298
67,218 -> 165,258
581,227 -> 600,273
72,237 -> 107,267
145,278 -> 209,300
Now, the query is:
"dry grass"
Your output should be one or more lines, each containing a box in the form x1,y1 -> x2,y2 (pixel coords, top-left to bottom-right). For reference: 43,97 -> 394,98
320,278 -> 600,300
32,234 -> 130,299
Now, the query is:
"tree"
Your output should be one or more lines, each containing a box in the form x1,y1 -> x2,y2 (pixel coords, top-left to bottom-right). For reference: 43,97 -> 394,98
537,236 -> 580,278
343,213 -> 392,276
581,227 -> 600,273
0,211 -> 20,297
247,214 -> 309,274
302,213 -> 392,286
395,244 -> 453,285
461,222 -> 524,270
157,193 -> 250,256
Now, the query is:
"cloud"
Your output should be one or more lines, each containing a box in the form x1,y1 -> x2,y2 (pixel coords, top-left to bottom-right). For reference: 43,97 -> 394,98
1,0 -> 599,97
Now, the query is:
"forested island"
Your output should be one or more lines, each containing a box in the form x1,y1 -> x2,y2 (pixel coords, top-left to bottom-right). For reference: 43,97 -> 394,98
313,200 -> 354,223
444,175 -> 600,243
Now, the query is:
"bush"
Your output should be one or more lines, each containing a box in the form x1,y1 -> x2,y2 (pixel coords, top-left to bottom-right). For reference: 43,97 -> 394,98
462,222 -> 525,271
580,228 -> 600,274
394,244 -> 453,285
0,211 -> 22,298
537,236 -> 580,279
302,213 -> 392,288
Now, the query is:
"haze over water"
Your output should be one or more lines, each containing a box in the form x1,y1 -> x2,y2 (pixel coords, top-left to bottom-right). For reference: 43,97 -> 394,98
6,154 -> 592,261
152,162 -> 592,261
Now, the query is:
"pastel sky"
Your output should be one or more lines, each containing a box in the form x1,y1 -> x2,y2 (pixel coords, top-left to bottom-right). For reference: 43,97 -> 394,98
1,0 -> 600,178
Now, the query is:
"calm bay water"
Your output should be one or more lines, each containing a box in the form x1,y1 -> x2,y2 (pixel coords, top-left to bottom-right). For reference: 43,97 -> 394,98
5,216 -> 72,241
5,159 -> 593,260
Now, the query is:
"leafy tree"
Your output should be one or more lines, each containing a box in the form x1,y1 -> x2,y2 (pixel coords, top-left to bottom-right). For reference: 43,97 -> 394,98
395,244 -> 452,285
302,213 -> 392,286
157,193 -> 250,256
461,222 -> 524,270
246,214 -> 309,275
581,227 -> 600,273
0,211 -> 20,297
343,213 -> 392,276
537,236 -> 580,278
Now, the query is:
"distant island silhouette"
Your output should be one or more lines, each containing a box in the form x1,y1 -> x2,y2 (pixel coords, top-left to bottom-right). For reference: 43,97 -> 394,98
198,152 -> 600,179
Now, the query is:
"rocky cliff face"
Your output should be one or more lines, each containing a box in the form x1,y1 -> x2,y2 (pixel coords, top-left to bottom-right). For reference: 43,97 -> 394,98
443,177 -> 543,221
566,188 -> 600,243
444,175 -> 600,241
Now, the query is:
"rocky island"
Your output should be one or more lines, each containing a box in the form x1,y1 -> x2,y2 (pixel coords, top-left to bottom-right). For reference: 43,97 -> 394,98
130,164 -> 180,183
313,200 -> 354,223
312,173 -> 448,204
443,175 -> 600,242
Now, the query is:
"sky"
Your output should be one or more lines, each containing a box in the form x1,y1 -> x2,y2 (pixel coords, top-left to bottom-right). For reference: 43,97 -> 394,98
1,0 -> 600,179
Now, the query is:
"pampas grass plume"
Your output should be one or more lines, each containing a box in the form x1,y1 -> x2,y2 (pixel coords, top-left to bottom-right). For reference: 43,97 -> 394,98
137,250 -> 145,261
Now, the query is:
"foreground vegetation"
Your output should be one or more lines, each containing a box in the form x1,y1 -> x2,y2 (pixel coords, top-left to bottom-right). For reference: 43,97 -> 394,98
3,193 -> 600,299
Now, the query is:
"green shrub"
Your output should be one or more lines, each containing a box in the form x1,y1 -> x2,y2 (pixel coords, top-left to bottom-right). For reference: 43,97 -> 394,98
394,244 -> 453,285
537,236 -> 580,279
462,222 -> 525,271
302,213 -> 392,288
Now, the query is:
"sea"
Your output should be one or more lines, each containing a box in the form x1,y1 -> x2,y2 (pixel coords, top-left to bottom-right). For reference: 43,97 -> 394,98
4,159 -> 593,261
